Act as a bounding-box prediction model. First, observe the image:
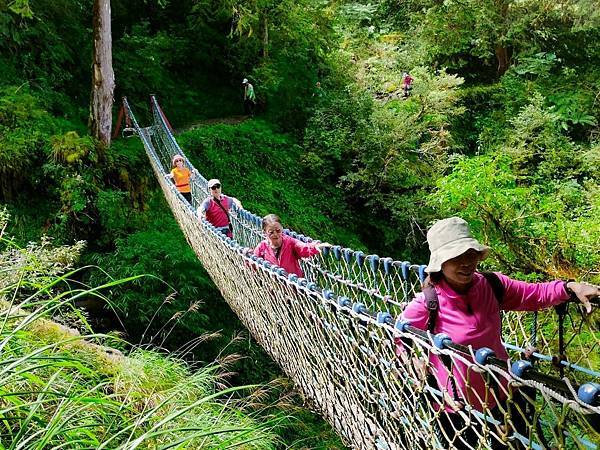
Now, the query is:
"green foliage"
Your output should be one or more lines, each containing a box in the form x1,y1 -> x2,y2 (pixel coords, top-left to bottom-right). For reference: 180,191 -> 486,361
0,86 -> 57,200
337,69 -> 465,256
179,119 -> 364,247
513,52 -> 558,77
86,192 -> 214,345
0,222 -> 279,449
50,130 -> 96,165
191,0 -> 337,131
428,153 -> 599,280
303,88 -> 373,181
0,86 -> 156,246
504,93 -> 579,180
329,0 -> 600,273
115,25 -> 181,97
6,0 -> 33,17
426,86 -> 599,279
0,0 -> 92,114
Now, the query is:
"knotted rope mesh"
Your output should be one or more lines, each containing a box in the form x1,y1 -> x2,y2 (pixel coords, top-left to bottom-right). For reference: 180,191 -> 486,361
124,96 -> 600,450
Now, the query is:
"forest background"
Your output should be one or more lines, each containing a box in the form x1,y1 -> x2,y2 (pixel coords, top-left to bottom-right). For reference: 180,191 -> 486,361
1,0 -> 599,447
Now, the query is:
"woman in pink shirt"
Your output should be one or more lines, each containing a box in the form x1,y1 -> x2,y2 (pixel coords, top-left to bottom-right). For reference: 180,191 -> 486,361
399,217 -> 599,449
253,214 -> 330,277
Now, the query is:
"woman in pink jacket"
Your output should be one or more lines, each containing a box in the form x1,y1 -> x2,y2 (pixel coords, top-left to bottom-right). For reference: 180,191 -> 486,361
399,216 -> 599,449
253,214 -> 330,277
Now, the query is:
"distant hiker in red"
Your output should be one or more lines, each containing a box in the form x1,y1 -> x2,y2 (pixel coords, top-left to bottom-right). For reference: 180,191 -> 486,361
402,72 -> 413,98
165,154 -> 192,204
197,179 -> 242,237
253,214 -> 331,277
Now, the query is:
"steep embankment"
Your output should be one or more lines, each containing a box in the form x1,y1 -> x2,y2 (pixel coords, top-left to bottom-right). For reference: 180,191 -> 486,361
178,118 -> 364,248
0,216 -> 279,449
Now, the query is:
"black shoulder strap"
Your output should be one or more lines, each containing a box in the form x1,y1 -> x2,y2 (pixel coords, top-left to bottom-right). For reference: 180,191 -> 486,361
423,285 -> 439,333
481,271 -> 504,304
213,197 -> 230,220
213,197 -> 234,232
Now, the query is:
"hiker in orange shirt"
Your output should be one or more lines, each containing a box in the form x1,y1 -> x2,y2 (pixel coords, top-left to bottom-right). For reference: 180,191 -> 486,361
165,154 -> 193,204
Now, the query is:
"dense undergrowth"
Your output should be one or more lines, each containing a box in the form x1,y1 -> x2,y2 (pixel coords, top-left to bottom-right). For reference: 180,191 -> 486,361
0,212 -> 282,449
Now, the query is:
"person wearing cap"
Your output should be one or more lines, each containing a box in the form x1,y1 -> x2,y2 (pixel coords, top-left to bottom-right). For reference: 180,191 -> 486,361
398,216 -> 599,448
197,179 -> 242,237
165,154 -> 192,204
252,214 -> 331,277
242,78 -> 256,115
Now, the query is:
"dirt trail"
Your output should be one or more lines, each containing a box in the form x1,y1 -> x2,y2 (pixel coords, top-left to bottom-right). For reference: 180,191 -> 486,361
176,115 -> 250,133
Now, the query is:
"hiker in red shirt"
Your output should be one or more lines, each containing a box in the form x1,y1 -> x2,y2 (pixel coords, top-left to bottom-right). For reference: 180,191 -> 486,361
402,72 -> 413,98
197,178 -> 242,237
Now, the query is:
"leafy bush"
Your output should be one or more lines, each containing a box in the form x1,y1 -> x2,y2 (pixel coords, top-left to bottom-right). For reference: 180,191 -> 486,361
0,216 -> 279,449
428,154 -> 600,280
0,86 -> 57,200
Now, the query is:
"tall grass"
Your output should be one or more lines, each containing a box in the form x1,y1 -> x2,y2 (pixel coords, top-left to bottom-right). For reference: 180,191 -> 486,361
0,210 -> 279,449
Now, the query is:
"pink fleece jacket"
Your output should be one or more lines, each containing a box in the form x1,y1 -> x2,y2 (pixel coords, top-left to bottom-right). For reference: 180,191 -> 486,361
400,272 -> 570,411
253,234 -> 320,277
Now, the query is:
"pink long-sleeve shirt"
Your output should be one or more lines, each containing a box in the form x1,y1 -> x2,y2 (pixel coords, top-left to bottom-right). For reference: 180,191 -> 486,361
400,272 -> 570,411
253,234 -> 320,277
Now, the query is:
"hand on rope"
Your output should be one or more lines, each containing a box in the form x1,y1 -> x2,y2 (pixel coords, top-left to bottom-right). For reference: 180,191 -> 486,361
565,281 -> 600,314
393,338 -> 428,388
442,389 -> 465,411
410,355 -> 429,387
315,242 -> 332,252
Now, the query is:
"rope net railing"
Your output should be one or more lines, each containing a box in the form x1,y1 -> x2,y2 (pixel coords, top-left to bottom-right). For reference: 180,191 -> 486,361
124,96 -> 600,450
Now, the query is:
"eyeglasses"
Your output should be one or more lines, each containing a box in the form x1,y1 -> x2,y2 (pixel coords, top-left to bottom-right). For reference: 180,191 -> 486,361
210,184 -> 221,190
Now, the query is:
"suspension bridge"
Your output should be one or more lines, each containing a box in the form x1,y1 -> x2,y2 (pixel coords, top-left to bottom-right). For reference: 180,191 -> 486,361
123,96 -> 600,449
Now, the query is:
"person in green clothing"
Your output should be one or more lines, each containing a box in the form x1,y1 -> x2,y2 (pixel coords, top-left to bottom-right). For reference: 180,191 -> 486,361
313,81 -> 323,98
242,78 -> 256,115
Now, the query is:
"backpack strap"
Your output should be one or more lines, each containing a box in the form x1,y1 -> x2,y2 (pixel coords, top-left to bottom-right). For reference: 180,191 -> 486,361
213,196 -> 233,232
481,271 -> 504,305
423,285 -> 439,333
213,196 -> 229,216
423,284 -> 460,402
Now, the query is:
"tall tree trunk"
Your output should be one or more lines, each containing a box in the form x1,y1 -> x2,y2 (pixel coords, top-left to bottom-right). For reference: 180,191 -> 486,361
89,0 -> 114,147
262,15 -> 269,58
495,46 -> 509,76
494,0 -> 510,76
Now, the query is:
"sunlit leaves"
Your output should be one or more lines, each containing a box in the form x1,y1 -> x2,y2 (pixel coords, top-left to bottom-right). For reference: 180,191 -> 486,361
7,0 -> 33,18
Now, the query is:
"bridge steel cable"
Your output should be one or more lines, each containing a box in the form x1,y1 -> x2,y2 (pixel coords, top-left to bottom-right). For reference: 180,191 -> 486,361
124,96 -> 600,450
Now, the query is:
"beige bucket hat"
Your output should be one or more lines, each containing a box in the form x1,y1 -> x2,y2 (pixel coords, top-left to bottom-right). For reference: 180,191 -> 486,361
425,217 -> 489,273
